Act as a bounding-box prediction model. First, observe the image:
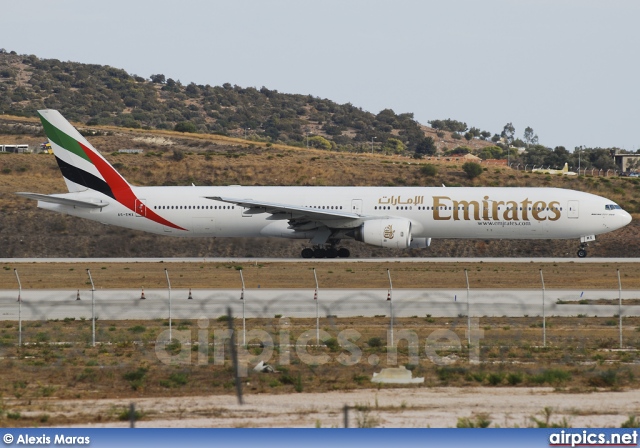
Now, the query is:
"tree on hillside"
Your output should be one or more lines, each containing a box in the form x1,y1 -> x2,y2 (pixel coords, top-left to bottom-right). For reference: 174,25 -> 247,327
383,138 -> 406,154
414,136 -> 437,158
174,121 -> 197,133
308,135 -> 332,150
468,127 -> 482,138
578,148 -> 616,170
523,126 -> 538,146
450,146 -> 471,155
462,162 -> 483,179
545,146 -> 570,168
429,118 -> 467,133
150,74 -> 165,84
477,146 -> 504,160
501,122 -> 515,145
521,145 -> 550,167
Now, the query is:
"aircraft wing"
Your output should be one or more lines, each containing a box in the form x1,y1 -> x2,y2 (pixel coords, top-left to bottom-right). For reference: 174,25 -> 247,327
207,196 -> 361,221
16,192 -> 110,209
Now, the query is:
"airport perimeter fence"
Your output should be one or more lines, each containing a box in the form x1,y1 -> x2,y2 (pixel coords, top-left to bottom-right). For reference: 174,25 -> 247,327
2,267 -> 640,361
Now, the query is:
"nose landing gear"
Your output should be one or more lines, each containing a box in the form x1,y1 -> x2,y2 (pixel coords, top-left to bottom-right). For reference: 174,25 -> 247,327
577,235 -> 595,258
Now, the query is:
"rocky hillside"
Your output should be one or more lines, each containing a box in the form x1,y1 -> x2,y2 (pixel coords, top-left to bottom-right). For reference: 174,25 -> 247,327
0,51 -> 494,156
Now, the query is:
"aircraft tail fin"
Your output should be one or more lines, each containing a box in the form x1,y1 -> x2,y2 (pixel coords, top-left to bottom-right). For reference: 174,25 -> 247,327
36,109 -> 131,198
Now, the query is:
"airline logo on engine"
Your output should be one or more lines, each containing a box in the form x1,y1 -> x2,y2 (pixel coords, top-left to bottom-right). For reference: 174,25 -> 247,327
383,224 -> 395,239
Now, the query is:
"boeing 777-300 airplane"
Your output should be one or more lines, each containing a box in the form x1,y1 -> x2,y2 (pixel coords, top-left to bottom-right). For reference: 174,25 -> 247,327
16,110 -> 632,258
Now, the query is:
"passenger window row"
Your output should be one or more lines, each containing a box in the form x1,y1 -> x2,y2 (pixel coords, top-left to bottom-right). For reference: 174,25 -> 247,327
152,205 -> 236,210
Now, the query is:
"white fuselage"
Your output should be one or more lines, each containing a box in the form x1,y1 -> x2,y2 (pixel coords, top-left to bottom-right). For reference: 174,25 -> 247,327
37,186 -> 631,241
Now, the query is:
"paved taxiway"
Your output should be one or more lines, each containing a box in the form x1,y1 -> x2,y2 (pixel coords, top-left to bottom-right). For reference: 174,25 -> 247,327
1,288 -> 639,320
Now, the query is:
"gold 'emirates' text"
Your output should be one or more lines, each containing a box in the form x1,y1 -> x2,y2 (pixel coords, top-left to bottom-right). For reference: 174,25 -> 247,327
432,196 -> 561,222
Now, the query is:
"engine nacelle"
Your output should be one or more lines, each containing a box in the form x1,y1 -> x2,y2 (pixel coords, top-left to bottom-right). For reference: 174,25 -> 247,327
352,219 -> 412,249
410,237 -> 431,249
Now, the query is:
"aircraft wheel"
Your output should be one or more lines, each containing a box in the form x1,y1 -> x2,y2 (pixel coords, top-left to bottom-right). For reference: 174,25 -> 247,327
577,248 -> 587,258
338,248 -> 350,258
326,248 -> 338,258
301,248 -> 314,259
313,248 -> 327,258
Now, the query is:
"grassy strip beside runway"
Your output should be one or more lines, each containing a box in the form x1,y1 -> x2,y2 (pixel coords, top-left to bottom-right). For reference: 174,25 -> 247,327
0,315 -> 640,426
2,260 -> 640,290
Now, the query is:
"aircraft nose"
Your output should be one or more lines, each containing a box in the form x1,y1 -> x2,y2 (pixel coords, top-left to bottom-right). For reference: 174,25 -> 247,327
622,210 -> 632,226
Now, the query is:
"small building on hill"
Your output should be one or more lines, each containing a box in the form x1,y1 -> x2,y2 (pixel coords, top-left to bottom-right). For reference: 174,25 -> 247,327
613,153 -> 640,173
0,144 -> 30,153
482,158 -> 508,166
446,153 -> 482,162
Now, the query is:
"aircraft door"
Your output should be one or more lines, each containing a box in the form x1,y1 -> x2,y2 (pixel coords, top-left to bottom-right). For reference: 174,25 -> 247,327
567,200 -> 579,218
351,199 -> 363,215
135,199 -> 147,217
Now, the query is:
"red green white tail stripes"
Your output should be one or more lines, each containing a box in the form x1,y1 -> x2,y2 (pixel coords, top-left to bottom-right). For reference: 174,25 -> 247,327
37,110 -> 185,231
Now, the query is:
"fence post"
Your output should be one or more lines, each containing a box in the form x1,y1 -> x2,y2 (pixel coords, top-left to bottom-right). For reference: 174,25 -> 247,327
87,269 -> 96,347
227,307 -> 243,405
165,269 -> 172,341
14,269 -> 22,347
540,269 -> 546,347
465,269 -> 470,345
239,269 -> 246,346
313,268 -> 319,344
129,403 -> 136,428
618,269 -> 623,349
343,405 -> 349,428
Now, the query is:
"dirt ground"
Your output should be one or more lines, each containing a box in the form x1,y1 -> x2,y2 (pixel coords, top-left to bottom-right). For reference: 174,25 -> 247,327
45,387 -> 640,428
3,261 -> 640,290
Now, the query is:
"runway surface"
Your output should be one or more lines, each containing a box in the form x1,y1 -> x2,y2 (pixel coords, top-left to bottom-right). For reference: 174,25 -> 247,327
1,288 -> 639,320
2,257 -> 640,263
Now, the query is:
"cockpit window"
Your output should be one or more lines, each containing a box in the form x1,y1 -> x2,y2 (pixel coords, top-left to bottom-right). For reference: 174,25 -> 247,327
605,204 -> 622,210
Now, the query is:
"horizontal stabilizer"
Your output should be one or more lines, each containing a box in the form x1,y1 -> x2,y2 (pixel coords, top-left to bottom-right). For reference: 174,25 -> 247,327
16,192 -> 109,209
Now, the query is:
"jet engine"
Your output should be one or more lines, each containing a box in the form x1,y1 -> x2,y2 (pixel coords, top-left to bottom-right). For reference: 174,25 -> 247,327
352,218 -> 412,249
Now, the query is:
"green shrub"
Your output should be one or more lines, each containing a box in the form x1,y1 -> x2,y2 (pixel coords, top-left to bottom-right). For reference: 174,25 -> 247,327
462,162 -> 483,179
529,369 -> 571,385
324,337 -> 340,352
488,373 -> 504,386
420,164 -> 438,177
507,372 -> 523,385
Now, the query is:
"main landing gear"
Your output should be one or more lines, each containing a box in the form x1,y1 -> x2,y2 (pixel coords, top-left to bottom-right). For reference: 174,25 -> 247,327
301,245 -> 351,259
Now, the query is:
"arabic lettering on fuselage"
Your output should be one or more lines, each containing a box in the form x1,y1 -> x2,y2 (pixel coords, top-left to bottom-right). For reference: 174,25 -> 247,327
377,195 -> 425,206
